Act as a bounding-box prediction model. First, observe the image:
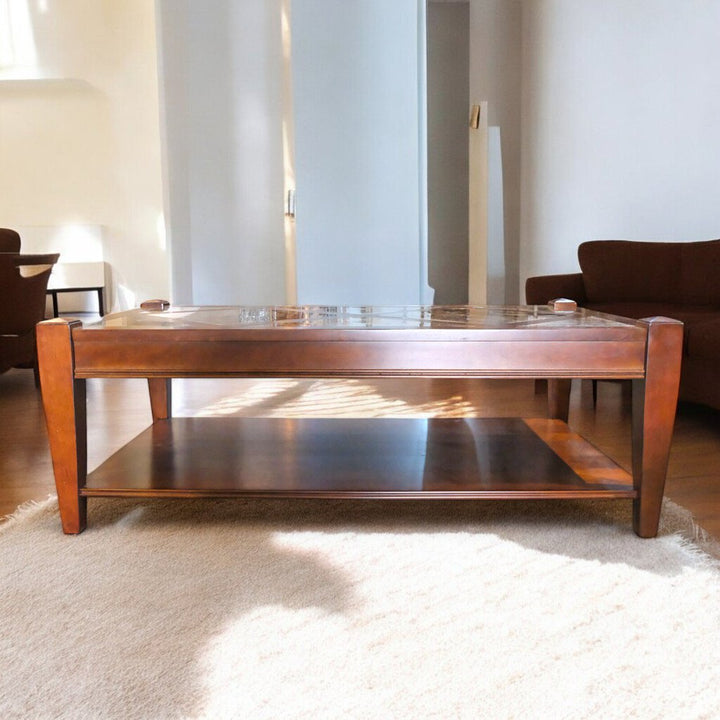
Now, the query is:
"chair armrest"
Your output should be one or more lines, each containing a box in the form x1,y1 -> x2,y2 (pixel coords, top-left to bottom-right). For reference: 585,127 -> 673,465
12,252 -> 60,277
525,273 -> 587,306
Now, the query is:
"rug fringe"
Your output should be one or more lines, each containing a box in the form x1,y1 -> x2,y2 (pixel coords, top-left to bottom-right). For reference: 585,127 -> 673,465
0,494 -> 58,535
661,497 -> 720,563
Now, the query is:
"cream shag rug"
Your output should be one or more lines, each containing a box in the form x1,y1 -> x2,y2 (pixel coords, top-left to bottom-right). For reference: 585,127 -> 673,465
1,495 -> 720,720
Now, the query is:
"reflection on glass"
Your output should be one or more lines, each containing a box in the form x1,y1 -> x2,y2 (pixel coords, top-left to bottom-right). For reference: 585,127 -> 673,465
93,304 -> 637,332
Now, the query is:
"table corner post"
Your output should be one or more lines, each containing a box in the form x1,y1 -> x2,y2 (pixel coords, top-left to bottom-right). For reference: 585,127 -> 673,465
37,318 -> 88,534
547,378 -> 572,422
148,377 -> 172,421
631,316 -> 683,538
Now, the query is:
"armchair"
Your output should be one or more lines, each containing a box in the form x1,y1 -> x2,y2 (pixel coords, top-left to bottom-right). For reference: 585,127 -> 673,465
0,228 -> 21,253
0,253 -> 60,382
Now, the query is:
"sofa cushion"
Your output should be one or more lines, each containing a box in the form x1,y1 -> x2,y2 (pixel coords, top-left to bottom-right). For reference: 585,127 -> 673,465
583,301 -> 718,324
680,357 -> 720,408
584,302 -> 717,325
685,317 -> 720,360
579,239 -> 720,306
578,240 -> 682,303
679,239 -> 720,305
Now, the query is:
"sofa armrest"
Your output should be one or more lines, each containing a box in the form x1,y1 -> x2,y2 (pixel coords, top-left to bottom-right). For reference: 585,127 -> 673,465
525,273 -> 587,306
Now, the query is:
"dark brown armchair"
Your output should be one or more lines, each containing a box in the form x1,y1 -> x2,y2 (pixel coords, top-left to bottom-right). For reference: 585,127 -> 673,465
0,252 -> 60,382
0,228 -> 21,253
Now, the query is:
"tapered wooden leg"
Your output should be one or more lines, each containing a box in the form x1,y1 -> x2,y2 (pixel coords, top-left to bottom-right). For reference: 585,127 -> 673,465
36,319 -> 87,534
148,378 -> 172,421
547,379 -> 572,422
632,317 -> 683,538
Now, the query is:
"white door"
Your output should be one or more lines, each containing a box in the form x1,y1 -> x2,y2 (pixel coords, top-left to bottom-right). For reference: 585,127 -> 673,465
291,0 -> 430,306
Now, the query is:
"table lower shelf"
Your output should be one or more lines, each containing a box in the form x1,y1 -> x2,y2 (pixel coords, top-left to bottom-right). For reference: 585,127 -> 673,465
82,417 -> 635,500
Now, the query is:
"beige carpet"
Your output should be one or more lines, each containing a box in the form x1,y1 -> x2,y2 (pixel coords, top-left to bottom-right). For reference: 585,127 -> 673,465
1,493 -> 720,719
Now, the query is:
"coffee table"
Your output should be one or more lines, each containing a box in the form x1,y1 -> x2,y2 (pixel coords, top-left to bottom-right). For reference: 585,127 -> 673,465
36,303 -> 682,537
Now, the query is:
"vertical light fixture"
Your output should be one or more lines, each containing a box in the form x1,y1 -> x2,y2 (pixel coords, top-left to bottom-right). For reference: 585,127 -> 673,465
468,101 -> 488,305
281,0 -> 298,305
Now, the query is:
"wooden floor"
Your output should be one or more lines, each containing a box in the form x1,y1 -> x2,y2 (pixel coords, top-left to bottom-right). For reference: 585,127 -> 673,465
1,367 -> 719,538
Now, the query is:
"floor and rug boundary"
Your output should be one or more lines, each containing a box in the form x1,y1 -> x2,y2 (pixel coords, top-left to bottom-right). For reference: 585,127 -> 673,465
3,491 -> 719,562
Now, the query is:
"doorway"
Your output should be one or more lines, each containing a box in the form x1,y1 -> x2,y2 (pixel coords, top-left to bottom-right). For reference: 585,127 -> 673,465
427,1 -> 470,304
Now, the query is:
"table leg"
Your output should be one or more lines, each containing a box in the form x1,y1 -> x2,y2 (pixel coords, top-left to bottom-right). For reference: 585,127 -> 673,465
36,319 -> 88,534
547,379 -> 572,422
148,378 -> 172,421
632,317 -> 683,538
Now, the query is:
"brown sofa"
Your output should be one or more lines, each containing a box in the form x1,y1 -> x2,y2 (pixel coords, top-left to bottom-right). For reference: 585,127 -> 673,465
525,239 -> 720,411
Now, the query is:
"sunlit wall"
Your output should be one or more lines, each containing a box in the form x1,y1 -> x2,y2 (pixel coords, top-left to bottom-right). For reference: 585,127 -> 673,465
0,0 -> 167,311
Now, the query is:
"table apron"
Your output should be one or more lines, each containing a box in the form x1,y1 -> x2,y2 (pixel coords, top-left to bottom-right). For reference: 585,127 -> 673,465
72,339 -> 647,378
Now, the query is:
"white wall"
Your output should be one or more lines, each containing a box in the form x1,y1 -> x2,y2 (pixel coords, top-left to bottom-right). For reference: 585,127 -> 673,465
6,2 -> 719,310
156,0 -> 286,306
0,0 -> 167,311
520,0 -> 720,287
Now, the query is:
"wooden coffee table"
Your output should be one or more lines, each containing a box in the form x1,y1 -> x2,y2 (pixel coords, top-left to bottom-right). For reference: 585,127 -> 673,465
36,304 -> 682,537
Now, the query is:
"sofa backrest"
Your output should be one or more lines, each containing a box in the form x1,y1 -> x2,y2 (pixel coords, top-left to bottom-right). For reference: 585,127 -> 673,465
578,239 -> 720,306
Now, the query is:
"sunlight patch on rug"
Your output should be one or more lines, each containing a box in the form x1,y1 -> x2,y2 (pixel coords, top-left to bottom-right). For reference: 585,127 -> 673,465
190,525 -> 720,720
1,496 -> 719,719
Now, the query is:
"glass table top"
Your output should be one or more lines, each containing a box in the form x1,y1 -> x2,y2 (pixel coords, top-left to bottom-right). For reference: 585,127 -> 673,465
88,305 -> 642,332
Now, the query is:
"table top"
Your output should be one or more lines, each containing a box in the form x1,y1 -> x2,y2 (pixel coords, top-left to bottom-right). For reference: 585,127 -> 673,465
60,304 -> 660,379
87,304 -> 644,333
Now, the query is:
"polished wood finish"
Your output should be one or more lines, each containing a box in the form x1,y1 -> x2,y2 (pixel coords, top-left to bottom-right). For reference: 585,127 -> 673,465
632,317 -> 684,537
35,319 -> 88,533
82,417 -> 633,498
34,305 -> 683,535
69,305 -> 650,379
547,379 -> 572,422
2,372 -> 719,539
524,418 -> 632,488
147,377 -> 172,421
